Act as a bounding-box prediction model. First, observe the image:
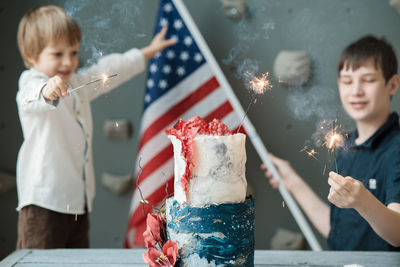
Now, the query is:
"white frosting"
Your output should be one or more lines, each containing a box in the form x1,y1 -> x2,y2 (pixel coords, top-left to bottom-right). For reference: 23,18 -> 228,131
168,133 -> 247,205
168,135 -> 187,203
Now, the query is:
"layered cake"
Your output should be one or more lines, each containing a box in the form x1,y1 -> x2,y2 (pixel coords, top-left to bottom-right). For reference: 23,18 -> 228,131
165,116 -> 254,266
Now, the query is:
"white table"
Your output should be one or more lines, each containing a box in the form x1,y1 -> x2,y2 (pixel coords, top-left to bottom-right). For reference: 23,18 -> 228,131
1,249 -> 400,266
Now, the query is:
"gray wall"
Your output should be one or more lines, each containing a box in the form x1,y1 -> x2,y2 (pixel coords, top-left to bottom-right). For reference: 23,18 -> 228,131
1,0 -> 400,259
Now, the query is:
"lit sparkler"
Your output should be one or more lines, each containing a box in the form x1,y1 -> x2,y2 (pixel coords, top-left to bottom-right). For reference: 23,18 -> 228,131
323,120 -> 344,173
237,72 -> 272,133
68,73 -> 118,94
304,119 -> 346,175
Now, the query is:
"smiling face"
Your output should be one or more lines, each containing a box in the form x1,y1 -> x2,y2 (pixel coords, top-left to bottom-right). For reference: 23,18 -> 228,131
29,36 -> 80,83
338,59 -> 398,125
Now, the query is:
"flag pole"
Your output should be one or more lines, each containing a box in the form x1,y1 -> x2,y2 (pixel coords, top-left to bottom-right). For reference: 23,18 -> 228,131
172,0 -> 322,251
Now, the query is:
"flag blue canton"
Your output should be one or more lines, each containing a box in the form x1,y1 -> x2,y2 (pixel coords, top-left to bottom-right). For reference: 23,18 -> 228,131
143,0 -> 206,110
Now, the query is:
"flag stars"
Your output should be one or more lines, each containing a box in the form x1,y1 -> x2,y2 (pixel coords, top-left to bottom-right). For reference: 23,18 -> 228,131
184,36 -> 193,46
163,3 -> 173,13
162,65 -> 171,74
159,80 -> 168,89
147,79 -> 154,88
166,50 -> 175,59
180,51 -> 189,61
177,66 -> 185,76
194,53 -> 203,62
173,19 -> 183,30
171,35 -> 179,43
150,63 -> 158,73
145,94 -> 152,103
160,18 -> 168,27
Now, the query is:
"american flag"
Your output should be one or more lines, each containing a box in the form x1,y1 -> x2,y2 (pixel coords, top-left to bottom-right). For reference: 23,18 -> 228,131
124,0 -> 243,247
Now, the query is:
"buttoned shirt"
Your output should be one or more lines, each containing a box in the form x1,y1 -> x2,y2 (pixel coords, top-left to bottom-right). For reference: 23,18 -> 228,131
16,48 -> 145,214
328,112 -> 400,251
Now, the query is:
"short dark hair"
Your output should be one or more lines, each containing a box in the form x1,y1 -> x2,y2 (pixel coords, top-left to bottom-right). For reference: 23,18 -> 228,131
337,35 -> 398,83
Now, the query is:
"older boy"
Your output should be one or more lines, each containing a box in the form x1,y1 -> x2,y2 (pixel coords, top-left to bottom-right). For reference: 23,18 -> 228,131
16,5 -> 174,248
262,35 -> 400,250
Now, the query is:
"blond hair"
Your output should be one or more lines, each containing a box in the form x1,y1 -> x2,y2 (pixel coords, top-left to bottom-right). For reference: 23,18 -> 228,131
17,5 -> 81,67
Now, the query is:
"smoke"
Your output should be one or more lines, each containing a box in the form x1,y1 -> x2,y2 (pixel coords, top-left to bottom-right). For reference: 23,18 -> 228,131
286,85 -> 338,121
287,84 -> 352,148
222,4 -> 275,89
64,0 -> 146,70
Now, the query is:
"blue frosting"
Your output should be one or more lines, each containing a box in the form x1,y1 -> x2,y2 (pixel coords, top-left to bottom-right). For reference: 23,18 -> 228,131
166,197 -> 255,266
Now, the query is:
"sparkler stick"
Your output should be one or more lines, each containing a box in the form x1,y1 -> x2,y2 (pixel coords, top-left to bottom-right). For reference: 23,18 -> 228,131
237,94 -> 257,133
237,73 -> 272,133
325,120 -> 343,173
331,121 -> 338,173
67,74 -> 118,94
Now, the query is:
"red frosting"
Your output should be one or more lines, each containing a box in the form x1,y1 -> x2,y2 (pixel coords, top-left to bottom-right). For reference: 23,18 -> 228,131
165,116 -> 233,193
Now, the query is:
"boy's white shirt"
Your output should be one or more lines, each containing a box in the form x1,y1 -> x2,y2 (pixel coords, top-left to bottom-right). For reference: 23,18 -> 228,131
16,48 -> 145,214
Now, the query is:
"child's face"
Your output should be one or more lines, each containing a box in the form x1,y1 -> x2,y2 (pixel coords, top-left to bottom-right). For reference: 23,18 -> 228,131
338,59 -> 397,124
30,37 -> 80,83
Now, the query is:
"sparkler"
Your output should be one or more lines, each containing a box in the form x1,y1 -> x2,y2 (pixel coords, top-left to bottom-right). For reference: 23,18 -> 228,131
237,72 -> 272,133
324,120 -> 344,173
67,74 -> 118,94
302,119 -> 345,175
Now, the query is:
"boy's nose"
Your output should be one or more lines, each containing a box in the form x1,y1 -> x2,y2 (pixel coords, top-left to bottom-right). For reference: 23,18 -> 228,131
62,56 -> 72,66
351,81 -> 364,96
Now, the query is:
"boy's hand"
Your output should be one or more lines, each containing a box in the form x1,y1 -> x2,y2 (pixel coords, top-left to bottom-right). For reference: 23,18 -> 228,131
42,76 -> 69,101
327,171 -> 367,209
260,153 -> 301,192
141,27 -> 176,60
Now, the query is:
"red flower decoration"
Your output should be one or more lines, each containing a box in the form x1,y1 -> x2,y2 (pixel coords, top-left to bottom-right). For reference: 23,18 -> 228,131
142,241 -> 178,267
162,240 -> 178,265
143,213 -> 166,248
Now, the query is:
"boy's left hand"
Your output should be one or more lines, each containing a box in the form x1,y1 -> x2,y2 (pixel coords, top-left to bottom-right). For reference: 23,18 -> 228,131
327,171 -> 368,209
141,27 -> 175,60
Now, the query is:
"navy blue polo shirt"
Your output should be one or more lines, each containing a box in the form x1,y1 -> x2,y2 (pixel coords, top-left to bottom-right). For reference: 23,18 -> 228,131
328,112 -> 400,251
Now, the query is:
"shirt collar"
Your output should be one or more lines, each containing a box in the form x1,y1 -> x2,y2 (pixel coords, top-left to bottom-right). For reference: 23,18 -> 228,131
350,112 -> 399,149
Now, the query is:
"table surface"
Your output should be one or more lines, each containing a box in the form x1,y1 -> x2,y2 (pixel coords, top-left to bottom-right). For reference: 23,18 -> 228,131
1,249 -> 400,267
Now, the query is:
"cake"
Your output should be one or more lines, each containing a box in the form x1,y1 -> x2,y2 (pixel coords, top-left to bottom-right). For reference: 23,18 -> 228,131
164,116 -> 255,266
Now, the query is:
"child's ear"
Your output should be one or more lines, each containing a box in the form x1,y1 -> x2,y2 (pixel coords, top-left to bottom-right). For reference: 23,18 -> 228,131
25,56 -> 36,67
388,74 -> 400,96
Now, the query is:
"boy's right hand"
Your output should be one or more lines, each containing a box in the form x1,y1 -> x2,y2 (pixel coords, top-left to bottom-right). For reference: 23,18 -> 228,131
260,153 -> 300,192
41,76 -> 69,101
141,27 -> 176,60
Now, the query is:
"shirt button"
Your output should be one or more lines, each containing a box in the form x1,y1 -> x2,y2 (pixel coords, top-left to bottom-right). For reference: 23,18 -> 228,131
86,158 -> 89,163
86,134 -> 89,138
76,110 -> 80,115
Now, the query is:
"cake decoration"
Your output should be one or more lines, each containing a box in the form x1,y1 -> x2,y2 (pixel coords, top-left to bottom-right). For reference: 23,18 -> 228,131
164,116 -> 233,195
142,116 -> 254,266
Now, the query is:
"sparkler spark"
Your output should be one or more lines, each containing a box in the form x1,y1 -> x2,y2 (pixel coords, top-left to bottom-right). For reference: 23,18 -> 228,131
324,124 -> 344,152
102,73 -> 109,83
248,72 -> 272,94
323,120 -> 344,173
300,146 -> 318,160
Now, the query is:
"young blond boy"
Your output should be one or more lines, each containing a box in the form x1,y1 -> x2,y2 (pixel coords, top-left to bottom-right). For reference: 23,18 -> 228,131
16,5 -> 174,248
262,35 -> 400,250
